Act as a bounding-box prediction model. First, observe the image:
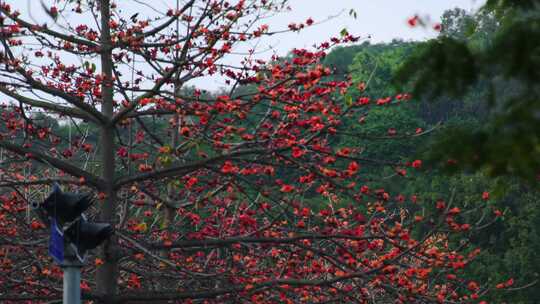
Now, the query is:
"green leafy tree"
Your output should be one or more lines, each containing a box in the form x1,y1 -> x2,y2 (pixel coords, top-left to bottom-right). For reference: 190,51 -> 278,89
397,3 -> 540,182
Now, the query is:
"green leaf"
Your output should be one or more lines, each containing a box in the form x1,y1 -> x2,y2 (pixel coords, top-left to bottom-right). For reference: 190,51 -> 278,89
345,95 -> 353,107
464,19 -> 479,37
349,9 -> 358,19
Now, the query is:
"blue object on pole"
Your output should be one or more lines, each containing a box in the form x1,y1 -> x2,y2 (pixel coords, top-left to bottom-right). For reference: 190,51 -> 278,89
49,218 -> 64,263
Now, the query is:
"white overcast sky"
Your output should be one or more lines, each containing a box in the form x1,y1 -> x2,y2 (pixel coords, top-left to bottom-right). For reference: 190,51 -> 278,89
10,0 -> 486,91
269,0 -> 485,45
200,0 -> 486,89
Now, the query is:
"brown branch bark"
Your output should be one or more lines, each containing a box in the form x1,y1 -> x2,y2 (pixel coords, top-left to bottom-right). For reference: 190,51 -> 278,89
0,140 -> 105,188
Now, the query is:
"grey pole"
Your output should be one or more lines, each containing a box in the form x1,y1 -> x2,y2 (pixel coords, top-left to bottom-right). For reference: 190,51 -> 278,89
62,258 -> 82,304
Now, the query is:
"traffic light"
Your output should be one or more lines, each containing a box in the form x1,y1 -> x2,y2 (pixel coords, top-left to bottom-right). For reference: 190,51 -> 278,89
41,184 -> 93,225
37,184 -> 113,262
64,217 -> 114,257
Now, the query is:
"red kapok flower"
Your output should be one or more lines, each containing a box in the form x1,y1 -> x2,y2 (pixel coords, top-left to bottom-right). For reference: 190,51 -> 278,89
347,161 -> 359,174
186,176 -> 198,189
30,220 -> 44,230
280,184 -> 295,193
291,146 -> 306,158
407,15 -> 419,27
180,126 -> 190,137
467,281 -> 479,291
221,161 -> 239,174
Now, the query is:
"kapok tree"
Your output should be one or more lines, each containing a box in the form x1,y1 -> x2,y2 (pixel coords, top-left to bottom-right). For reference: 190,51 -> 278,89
0,0 -> 497,303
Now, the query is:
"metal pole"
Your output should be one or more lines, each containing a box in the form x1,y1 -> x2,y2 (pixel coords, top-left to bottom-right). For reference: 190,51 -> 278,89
63,258 -> 82,304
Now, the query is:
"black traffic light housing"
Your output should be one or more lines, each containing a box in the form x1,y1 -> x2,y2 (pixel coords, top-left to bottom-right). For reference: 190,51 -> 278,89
65,217 -> 114,257
41,184 -> 93,225
37,183 -> 113,262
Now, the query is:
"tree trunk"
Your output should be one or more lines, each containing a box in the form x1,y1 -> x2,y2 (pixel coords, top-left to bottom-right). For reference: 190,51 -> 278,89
161,112 -> 179,259
97,0 -> 118,301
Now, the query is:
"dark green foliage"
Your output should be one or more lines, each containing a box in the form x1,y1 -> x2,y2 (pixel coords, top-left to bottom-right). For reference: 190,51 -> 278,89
427,115 -> 540,179
489,15 -> 540,81
466,187 -> 540,303
397,4 -> 540,182
322,44 -> 366,76
395,37 -> 478,99
485,0 -> 540,10
350,40 -> 416,97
